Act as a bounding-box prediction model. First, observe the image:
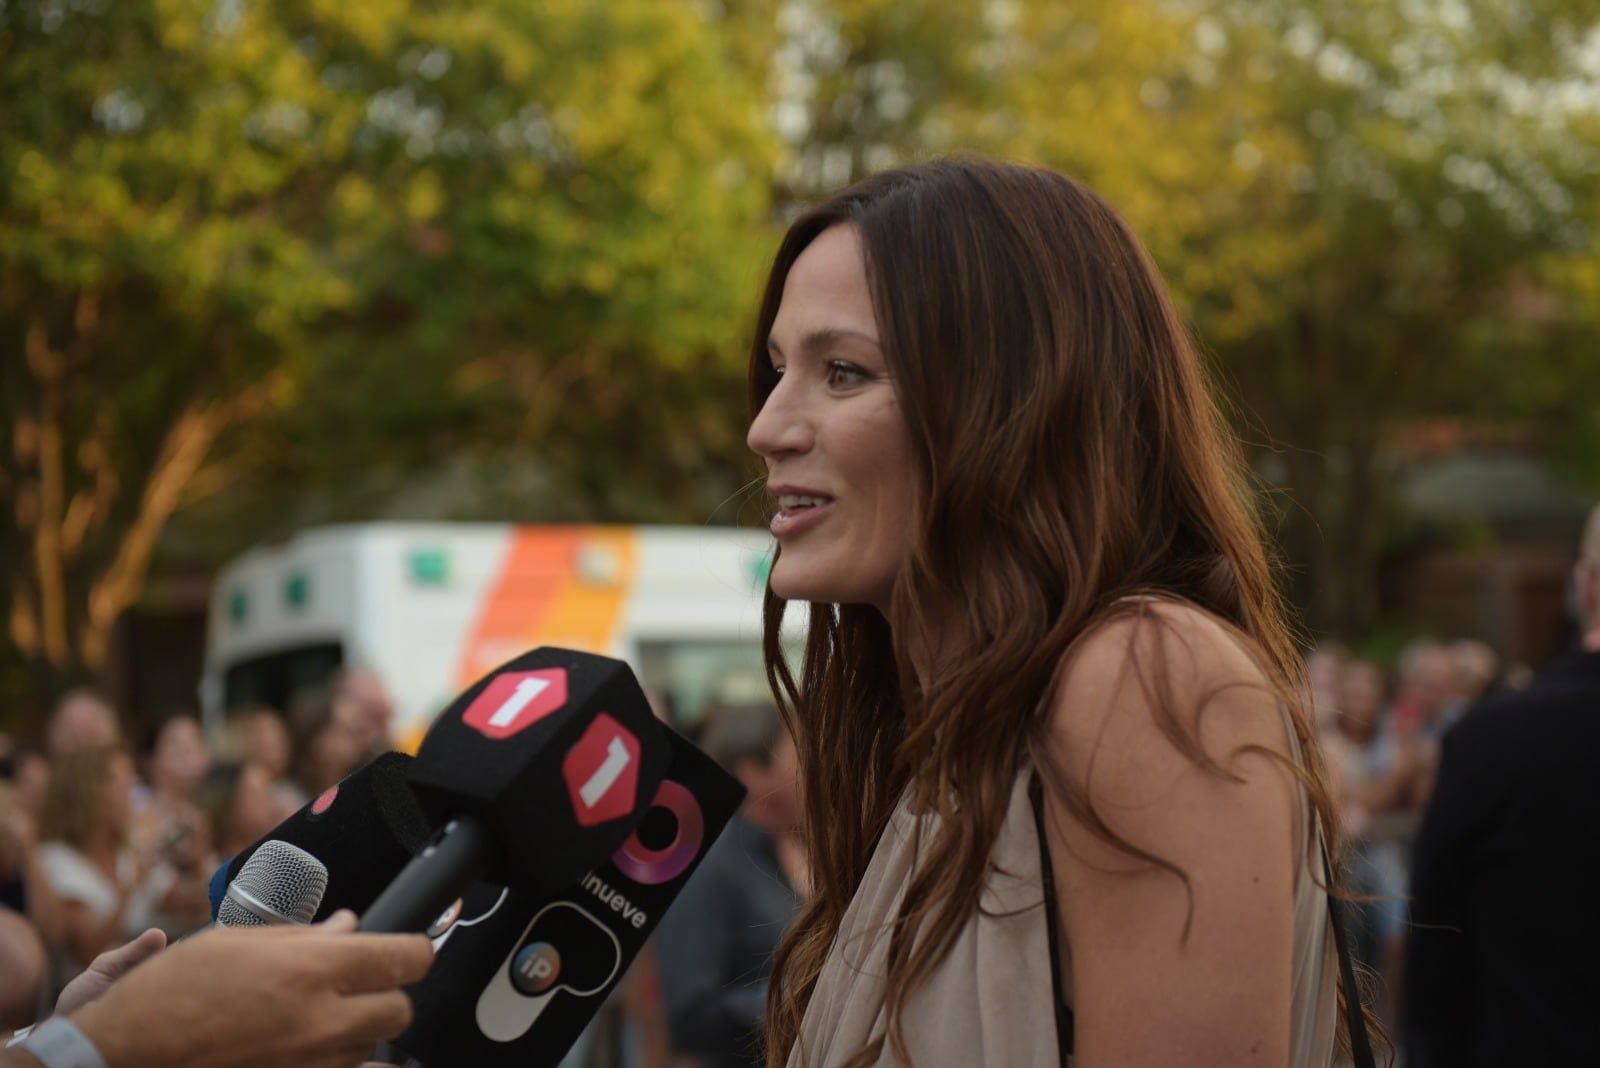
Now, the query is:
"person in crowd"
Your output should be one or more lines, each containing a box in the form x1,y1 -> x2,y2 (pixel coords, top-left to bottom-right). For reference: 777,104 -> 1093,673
0,906 -> 47,1034
1330,658 -> 1388,832
288,685 -> 369,797
1440,638 -> 1499,731
1303,642 -> 1349,722
1,747 -> 50,828
194,761 -> 284,864
746,159 -> 1372,1066
333,666 -> 397,759
0,781 -> 65,956
1352,638 -> 1458,1031
1405,503 -> 1600,1066
1392,639 -> 1455,742
1321,656 -> 1409,1019
227,703 -> 307,817
34,747 -> 209,979
655,703 -> 805,1067
43,690 -> 120,759
129,715 -> 211,879
0,911 -> 434,1068
1304,643 -> 1350,784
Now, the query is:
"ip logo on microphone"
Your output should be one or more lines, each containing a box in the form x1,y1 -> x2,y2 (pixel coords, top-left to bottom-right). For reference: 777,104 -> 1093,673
463,669 -> 569,740
562,714 -> 640,826
512,942 -> 562,995
476,902 -> 622,1043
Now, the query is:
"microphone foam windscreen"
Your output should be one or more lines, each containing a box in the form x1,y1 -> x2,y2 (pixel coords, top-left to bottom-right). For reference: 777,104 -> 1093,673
396,724 -> 748,1068
405,647 -> 672,895
227,752 -> 433,922
218,840 -> 329,927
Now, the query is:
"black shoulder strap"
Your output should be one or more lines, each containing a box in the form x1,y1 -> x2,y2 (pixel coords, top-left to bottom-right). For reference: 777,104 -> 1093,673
1028,774 -> 1075,1066
1322,848 -> 1378,1068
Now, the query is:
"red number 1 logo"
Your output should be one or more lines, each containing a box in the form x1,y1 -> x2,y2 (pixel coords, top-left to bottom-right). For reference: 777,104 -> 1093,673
463,669 -> 569,740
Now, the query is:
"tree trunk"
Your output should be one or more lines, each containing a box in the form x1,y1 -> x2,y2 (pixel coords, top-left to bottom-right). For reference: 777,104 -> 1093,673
2,300 -> 257,738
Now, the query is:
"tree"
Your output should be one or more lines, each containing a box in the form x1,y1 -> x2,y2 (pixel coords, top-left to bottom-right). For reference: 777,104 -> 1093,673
763,0 -> 1600,636
0,0 -> 778,730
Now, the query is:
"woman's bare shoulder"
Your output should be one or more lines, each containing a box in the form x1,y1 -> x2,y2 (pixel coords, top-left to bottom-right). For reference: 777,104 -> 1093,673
1044,598 -> 1291,803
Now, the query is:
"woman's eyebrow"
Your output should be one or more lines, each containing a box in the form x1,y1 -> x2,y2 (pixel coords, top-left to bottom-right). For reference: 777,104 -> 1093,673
766,327 -> 882,359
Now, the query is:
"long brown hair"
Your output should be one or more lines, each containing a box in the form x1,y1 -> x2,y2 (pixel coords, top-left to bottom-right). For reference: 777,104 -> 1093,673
39,746 -> 130,853
749,159 -> 1370,1065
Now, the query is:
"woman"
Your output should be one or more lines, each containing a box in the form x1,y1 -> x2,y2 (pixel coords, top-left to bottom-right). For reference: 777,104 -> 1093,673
194,761 -> 284,863
129,714 -> 212,877
224,704 -> 310,819
746,160 -> 1375,1066
36,747 -> 209,978
288,686 -> 369,798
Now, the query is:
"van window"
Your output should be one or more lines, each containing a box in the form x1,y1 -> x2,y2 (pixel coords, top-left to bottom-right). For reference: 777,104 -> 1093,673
635,638 -> 800,733
223,643 -> 345,718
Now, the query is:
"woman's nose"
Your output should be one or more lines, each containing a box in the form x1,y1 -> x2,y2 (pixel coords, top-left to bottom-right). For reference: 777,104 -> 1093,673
747,380 -> 812,460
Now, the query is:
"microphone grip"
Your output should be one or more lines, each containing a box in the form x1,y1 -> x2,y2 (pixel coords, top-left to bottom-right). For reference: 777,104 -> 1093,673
358,817 -> 494,934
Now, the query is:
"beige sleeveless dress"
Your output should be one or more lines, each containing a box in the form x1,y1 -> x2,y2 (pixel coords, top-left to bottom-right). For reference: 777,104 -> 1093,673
791,737 -> 1339,1066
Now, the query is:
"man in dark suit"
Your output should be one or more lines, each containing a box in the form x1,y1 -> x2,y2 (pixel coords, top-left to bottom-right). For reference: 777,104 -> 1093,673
1405,503 -> 1600,1067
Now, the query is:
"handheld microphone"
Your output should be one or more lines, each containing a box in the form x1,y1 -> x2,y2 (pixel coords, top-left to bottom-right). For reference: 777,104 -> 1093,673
217,840 -> 329,927
358,648 -> 672,934
219,751 -> 432,922
394,722 -> 747,1068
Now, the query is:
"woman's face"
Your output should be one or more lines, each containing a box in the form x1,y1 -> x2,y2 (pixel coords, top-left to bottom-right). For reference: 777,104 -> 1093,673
228,764 -> 282,852
152,718 -> 211,797
747,224 -> 916,612
242,714 -> 291,780
310,699 -> 367,788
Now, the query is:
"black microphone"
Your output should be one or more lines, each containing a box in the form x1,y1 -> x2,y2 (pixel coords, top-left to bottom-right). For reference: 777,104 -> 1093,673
220,751 -> 432,922
393,722 -> 748,1068
358,647 -> 672,934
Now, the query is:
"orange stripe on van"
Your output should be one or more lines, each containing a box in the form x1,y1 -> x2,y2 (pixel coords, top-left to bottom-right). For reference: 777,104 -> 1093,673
454,526 -> 637,689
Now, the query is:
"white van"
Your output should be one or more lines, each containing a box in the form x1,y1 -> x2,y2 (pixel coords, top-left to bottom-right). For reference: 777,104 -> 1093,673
199,522 -> 782,749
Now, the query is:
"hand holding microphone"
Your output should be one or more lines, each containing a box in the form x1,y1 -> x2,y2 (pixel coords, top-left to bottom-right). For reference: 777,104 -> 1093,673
58,912 -> 433,1068
4,843 -> 420,1068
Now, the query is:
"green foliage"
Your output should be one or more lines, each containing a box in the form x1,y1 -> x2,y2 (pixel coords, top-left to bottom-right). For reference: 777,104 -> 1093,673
0,0 -> 779,727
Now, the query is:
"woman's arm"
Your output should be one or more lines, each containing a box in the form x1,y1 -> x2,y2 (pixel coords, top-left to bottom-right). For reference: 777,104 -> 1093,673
1040,603 -> 1302,1067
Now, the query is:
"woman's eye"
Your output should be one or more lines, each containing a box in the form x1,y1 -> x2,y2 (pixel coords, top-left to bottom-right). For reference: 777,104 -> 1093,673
826,360 -> 867,386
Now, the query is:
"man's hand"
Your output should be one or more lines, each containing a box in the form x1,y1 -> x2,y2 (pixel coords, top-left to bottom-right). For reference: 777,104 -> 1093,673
55,928 -> 169,1017
70,912 -> 434,1068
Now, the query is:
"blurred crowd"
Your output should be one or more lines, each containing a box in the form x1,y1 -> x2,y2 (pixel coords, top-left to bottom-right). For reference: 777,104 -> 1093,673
0,627 -> 1558,1062
1306,636 -> 1527,1035
0,667 -> 398,1031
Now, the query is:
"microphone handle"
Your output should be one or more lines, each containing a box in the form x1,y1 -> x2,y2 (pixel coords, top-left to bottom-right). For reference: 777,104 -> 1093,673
359,816 -> 494,934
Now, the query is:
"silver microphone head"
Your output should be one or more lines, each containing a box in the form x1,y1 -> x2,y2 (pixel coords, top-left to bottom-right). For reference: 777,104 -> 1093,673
217,840 -> 330,927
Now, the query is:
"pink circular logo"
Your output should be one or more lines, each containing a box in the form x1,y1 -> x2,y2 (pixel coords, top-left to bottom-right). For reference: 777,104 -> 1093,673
311,786 -> 338,817
612,780 -> 703,886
